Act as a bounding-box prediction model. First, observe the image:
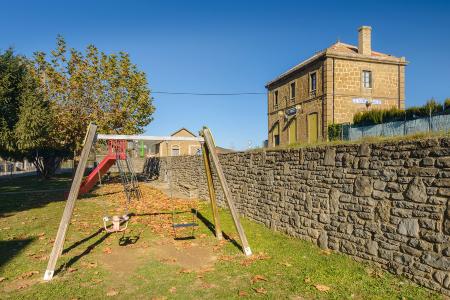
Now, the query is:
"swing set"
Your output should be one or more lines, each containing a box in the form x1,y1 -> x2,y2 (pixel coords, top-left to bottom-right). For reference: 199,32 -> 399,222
43,123 -> 252,281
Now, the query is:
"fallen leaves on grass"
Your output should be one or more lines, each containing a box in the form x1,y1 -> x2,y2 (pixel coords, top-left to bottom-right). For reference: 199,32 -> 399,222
106,289 -> 118,296
0,277 -> 6,282
201,282 -> 217,289
92,278 -> 103,284
238,290 -> 248,297
81,261 -> 98,269
17,271 -> 39,280
280,261 -> 292,267
314,284 -> 331,292
197,267 -> 215,274
67,267 -> 77,273
218,255 -> 237,262
304,277 -> 311,283
103,247 -> 112,254
251,274 -> 268,284
241,252 -> 271,266
169,287 -> 177,293
252,287 -> 267,294
97,184 -> 199,238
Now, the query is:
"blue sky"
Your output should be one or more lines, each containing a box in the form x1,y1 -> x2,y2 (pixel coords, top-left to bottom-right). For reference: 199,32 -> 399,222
1,0 -> 449,150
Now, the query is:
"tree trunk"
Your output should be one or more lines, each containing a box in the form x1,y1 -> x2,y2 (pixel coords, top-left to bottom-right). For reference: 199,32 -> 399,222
33,155 -> 62,179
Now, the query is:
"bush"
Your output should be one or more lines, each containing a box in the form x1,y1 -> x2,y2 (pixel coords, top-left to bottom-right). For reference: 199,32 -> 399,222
353,99 -> 448,126
423,98 -> 443,115
444,98 -> 450,112
353,107 -> 404,126
405,99 -> 443,119
328,124 -> 343,141
405,106 -> 426,119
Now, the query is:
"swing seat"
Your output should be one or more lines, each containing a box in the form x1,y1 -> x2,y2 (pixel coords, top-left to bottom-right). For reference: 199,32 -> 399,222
173,222 -> 198,229
103,215 -> 129,233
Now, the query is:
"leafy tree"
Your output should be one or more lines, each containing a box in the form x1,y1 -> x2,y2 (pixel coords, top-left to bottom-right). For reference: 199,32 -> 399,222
0,49 -> 24,161
444,98 -> 450,112
33,36 -> 155,155
0,49 -> 61,178
1,36 -> 155,179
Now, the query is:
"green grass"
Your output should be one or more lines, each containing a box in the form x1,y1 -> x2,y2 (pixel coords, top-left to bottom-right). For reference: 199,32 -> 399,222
0,176 -> 444,299
0,174 -> 72,194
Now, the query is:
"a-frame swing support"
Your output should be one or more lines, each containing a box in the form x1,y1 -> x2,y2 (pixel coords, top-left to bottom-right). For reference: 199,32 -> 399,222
43,124 -> 251,281
200,127 -> 252,256
43,123 -> 98,281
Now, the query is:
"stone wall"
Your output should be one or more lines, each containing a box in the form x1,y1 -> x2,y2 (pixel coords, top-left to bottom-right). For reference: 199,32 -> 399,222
148,137 -> 450,295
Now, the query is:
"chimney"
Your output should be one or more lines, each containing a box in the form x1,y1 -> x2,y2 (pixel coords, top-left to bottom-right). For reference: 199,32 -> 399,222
358,26 -> 372,56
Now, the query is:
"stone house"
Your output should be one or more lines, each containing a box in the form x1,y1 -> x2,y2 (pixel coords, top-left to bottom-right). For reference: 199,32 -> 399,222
151,128 -> 202,157
266,26 -> 407,147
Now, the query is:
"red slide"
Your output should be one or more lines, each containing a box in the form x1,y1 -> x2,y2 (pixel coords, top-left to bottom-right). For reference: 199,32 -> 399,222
79,154 -> 116,195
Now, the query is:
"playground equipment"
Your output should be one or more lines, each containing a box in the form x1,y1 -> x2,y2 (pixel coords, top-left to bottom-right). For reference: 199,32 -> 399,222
81,138 -> 140,233
43,123 -> 252,281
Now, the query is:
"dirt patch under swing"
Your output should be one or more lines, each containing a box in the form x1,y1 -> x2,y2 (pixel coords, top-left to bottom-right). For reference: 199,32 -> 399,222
151,239 -> 217,271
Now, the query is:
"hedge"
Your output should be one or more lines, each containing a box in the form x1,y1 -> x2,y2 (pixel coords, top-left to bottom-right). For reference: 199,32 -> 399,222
353,99 -> 448,126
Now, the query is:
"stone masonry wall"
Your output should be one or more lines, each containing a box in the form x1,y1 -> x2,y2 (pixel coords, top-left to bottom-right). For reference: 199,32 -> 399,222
330,57 -> 405,125
148,138 -> 450,295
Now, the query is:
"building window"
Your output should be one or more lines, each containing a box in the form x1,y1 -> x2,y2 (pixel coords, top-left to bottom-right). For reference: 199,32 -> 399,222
290,82 -> 296,100
171,145 -> 180,156
362,70 -> 372,88
273,90 -> 279,108
310,72 -> 317,96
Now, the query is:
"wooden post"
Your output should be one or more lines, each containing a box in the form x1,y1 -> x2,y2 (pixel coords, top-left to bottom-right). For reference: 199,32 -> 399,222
201,142 -> 223,240
43,123 -> 98,281
201,127 -> 252,256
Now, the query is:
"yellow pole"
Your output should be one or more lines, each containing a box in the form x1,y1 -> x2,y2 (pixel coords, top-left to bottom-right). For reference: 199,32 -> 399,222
201,142 -> 223,240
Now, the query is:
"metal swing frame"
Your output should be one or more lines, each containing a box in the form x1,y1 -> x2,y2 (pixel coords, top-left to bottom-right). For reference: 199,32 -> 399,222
43,124 -> 252,281
165,141 -> 199,238
98,139 -> 140,233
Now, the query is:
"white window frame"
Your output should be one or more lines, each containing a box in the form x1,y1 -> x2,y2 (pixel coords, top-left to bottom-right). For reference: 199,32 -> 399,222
362,70 -> 372,89
171,144 -> 180,156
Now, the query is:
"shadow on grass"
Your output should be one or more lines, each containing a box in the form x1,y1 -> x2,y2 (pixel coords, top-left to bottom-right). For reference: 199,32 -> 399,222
196,210 -> 243,253
58,220 -> 134,274
0,191 -> 67,218
57,231 -> 112,275
0,239 -> 35,268
62,227 -> 105,255
0,175 -> 72,217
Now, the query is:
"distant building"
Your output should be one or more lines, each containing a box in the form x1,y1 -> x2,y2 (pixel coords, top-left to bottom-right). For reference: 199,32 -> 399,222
266,26 -> 407,147
149,128 -> 202,157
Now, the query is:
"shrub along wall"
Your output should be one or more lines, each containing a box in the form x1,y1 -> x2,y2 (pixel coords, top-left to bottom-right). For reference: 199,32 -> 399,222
149,138 -> 450,295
